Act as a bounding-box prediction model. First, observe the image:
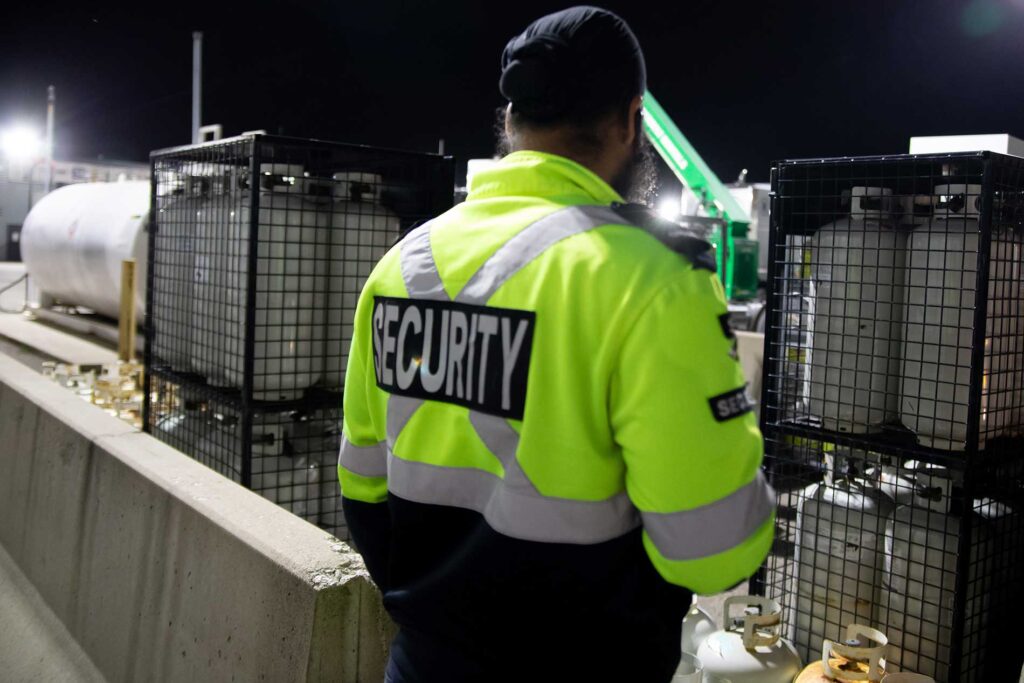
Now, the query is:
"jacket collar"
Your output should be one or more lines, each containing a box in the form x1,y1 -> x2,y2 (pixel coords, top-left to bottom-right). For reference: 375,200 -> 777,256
466,150 -> 625,205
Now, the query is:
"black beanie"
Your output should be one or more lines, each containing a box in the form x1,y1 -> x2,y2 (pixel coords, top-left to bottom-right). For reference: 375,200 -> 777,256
499,6 -> 646,122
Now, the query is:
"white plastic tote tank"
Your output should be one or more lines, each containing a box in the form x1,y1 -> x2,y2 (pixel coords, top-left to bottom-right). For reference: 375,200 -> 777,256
790,474 -> 894,661
21,181 -> 150,319
809,187 -> 905,433
899,183 -> 1021,449
321,172 -> 400,388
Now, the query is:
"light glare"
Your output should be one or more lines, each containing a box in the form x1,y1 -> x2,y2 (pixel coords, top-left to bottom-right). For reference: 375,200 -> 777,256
1,126 -> 42,161
658,198 -> 680,221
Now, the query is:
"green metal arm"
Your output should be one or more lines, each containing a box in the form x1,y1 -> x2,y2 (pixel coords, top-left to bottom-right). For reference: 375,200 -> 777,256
641,90 -> 750,231
642,90 -> 758,300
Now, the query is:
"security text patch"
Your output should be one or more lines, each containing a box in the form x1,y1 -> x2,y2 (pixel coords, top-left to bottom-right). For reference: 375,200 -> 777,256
708,385 -> 755,422
372,296 -> 535,420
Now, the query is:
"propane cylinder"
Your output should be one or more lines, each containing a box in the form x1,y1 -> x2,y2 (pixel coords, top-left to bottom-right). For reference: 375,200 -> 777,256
897,194 -> 934,229
257,453 -> 322,519
670,652 -> 702,683
869,460 -> 919,508
875,466 -> 1008,680
319,441 -> 345,534
796,667 -> 935,683
899,183 -> 1022,449
249,413 -> 289,497
320,172 -> 401,388
152,400 -> 211,452
282,415 -> 328,521
680,604 -> 716,657
191,164 -> 326,398
791,470 -> 894,661
150,174 -> 196,370
694,596 -> 802,683
190,168 -> 236,386
193,413 -> 246,480
248,412 -> 328,522
810,187 -> 905,433
820,623 -> 889,682
21,180 -> 150,319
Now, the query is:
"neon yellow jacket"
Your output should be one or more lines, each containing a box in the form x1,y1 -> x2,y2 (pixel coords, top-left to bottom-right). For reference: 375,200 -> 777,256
339,150 -> 774,596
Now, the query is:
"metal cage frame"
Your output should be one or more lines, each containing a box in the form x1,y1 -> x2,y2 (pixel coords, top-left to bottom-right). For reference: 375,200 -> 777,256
142,133 -> 454,538
753,152 -> 1024,682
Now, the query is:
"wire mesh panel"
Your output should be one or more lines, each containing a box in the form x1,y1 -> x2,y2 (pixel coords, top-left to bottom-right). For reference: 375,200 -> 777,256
148,375 -> 345,530
756,152 -> 1024,682
143,134 -> 455,539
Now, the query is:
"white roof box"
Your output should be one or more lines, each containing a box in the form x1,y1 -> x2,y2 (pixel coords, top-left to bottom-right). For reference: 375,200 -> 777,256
909,134 -> 1024,158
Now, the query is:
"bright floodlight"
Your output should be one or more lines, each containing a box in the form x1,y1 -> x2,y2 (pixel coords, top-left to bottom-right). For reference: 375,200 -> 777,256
658,197 -> 680,221
1,126 -> 42,161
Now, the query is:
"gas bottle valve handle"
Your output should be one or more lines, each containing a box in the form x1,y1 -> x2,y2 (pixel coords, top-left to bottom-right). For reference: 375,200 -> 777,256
722,596 -> 782,649
822,623 -> 888,682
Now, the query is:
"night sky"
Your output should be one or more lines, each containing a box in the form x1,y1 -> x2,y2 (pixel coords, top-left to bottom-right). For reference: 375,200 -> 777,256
4,0 -> 1024,193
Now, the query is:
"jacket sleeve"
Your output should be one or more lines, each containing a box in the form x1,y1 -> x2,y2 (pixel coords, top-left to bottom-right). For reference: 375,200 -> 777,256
338,282 -> 391,587
610,267 -> 775,595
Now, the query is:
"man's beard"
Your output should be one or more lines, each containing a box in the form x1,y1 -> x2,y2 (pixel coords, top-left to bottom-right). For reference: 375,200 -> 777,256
611,130 -> 658,206
495,106 -> 513,158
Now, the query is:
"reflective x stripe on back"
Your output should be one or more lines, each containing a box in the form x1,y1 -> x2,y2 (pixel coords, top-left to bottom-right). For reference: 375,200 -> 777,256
341,204 -> 634,544
387,204 -> 635,543
339,202 -> 770,548
339,204 -> 774,551
456,205 -> 624,305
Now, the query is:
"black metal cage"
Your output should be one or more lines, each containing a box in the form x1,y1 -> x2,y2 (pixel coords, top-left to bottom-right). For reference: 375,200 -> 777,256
143,134 -> 454,539
755,152 -> 1024,682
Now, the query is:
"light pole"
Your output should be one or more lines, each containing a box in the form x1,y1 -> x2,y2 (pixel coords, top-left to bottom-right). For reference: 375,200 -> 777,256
192,32 -> 203,144
44,86 -> 55,193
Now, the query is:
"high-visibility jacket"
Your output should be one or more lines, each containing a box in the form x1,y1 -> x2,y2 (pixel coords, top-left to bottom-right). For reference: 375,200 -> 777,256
339,150 -> 774,682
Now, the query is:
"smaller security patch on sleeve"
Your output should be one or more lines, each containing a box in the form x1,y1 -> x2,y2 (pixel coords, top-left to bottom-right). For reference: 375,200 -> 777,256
708,385 -> 755,422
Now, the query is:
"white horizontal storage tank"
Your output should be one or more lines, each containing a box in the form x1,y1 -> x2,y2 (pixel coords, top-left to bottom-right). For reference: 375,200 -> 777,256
21,181 -> 150,319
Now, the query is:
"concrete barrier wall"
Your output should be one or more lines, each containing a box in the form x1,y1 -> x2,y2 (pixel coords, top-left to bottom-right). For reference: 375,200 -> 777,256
0,355 -> 393,682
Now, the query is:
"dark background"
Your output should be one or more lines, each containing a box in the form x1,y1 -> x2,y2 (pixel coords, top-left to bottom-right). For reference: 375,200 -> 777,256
3,0 -> 1023,194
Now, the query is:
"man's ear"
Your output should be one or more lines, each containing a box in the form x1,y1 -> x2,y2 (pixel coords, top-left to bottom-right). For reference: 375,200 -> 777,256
625,94 -> 643,145
504,103 -> 514,138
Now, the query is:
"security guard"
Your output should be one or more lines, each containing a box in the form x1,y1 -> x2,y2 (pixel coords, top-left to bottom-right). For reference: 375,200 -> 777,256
339,7 -> 774,682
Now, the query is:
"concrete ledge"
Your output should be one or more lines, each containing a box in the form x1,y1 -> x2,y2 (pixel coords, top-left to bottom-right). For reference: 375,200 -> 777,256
0,354 -> 393,682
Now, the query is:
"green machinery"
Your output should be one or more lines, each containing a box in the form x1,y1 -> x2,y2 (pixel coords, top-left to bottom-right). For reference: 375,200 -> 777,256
642,91 -> 759,300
